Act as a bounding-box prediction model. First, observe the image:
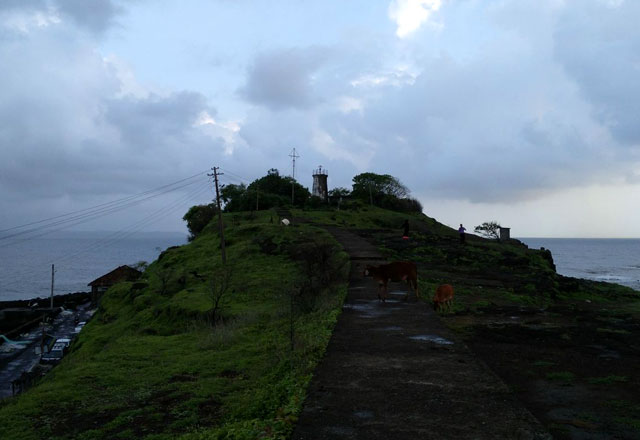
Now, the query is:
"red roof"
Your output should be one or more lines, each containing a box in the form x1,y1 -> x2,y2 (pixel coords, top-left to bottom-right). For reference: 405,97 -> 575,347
88,265 -> 141,287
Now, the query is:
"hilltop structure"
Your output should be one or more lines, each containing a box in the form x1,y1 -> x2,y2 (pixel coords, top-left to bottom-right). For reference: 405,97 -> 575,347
312,166 -> 328,201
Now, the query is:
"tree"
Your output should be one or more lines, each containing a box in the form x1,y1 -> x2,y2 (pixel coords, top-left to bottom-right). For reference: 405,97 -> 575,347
183,203 -> 217,240
226,169 -> 311,211
221,183 -> 250,212
351,172 -> 409,202
350,173 -> 421,213
328,187 -> 350,198
474,221 -> 501,239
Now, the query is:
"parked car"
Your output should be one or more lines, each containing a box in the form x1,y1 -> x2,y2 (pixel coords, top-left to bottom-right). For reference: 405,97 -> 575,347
73,321 -> 86,333
40,339 -> 70,364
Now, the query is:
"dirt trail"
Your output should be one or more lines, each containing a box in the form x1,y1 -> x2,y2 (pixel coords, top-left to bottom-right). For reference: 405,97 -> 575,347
292,227 -> 551,439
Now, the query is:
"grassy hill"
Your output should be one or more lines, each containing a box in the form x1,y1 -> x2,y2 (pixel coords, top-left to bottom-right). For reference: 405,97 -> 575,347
1,205 -> 639,439
0,210 -> 349,439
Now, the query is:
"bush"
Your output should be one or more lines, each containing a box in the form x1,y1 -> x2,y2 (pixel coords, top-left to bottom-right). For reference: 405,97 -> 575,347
183,204 -> 217,240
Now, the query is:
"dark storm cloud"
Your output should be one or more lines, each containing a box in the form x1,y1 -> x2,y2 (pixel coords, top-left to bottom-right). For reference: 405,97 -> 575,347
52,0 -> 124,35
0,1 -> 46,11
105,92 -> 213,150
0,88 -> 221,199
4,0 -> 640,234
0,25 -> 223,232
232,1 -> 640,205
554,1 -> 640,147
239,47 -> 329,111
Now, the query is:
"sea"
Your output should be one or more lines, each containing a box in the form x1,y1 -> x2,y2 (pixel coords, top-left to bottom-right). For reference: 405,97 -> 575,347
1,234 -> 638,301
520,238 -> 640,291
0,231 -> 187,302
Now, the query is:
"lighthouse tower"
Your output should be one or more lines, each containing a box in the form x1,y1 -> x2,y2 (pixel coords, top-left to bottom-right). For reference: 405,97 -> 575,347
312,166 -> 328,201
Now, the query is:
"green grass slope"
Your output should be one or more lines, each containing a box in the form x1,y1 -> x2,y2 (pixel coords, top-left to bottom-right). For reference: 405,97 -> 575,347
2,204 -> 638,440
0,210 -> 348,440
295,204 -> 639,311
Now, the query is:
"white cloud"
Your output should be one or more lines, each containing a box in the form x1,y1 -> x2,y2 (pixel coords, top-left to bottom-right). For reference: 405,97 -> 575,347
388,0 -> 443,38
336,96 -> 364,114
0,7 -> 60,34
196,111 -> 242,154
311,128 -> 371,169
350,69 -> 416,88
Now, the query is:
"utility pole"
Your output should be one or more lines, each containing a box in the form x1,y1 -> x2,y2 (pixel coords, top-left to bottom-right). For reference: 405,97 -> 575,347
50,264 -> 54,310
289,148 -> 299,204
209,167 -> 227,264
256,185 -> 259,211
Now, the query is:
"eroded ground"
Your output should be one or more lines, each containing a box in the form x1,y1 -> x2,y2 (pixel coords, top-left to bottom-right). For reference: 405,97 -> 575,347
446,304 -> 640,439
367,229 -> 640,439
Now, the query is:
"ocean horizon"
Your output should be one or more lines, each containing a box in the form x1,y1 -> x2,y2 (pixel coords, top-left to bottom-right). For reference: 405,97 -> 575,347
519,237 -> 640,291
0,231 -> 187,302
1,233 -> 638,302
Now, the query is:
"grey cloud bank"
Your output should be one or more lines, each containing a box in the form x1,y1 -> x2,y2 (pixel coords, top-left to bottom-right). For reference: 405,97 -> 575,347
1,0 -> 640,236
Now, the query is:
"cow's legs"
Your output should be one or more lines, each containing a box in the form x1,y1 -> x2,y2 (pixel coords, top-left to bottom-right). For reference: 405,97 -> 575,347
377,283 -> 386,302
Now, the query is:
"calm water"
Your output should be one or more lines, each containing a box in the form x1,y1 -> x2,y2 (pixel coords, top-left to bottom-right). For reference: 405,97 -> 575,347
0,231 -> 187,302
520,238 -> 640,291
2,234 -> 638,301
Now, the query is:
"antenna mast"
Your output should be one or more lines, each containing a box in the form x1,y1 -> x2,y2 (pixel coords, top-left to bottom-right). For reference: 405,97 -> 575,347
289,148 -> 299,204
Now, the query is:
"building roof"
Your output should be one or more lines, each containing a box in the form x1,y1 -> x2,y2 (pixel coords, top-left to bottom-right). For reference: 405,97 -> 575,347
88,265 -> 141,287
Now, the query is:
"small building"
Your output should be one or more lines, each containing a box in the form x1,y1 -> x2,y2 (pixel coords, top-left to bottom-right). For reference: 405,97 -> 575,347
499,227 -> 511,241
88,265 -> 141,302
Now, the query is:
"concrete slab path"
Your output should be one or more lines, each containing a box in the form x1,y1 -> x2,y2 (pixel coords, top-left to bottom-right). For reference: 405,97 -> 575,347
292,227 -> 551,440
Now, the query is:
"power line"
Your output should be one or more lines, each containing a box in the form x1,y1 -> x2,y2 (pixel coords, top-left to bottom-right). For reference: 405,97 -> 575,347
0,182 -> 212,289
0,179 -> 205,246
218,168 -> 251,182
55,183 -> 211,266
0,170 -> 209,234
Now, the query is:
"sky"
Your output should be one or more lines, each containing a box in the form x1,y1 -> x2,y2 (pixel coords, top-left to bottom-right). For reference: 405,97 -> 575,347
1,0 -> 640,238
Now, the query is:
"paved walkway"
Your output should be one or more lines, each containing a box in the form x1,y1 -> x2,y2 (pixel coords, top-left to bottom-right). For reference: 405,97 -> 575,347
292,227 -> 550,440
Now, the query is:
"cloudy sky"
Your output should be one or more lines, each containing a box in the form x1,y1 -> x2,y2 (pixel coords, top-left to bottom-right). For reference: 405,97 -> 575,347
1,0 -> 640,238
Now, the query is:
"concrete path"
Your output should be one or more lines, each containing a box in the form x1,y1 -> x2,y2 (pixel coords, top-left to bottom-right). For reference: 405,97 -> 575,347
292,227 -> 550,440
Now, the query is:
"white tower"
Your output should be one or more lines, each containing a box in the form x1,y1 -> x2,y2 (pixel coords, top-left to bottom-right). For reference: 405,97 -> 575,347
312,166 -> 328,201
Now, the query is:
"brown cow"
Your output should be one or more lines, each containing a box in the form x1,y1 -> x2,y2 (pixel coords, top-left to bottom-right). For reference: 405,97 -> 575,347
363,261 -> 418,301
433,284 -> 454,312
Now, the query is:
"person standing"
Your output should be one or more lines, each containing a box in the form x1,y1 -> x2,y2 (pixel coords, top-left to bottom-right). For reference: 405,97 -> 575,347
402,219 -> 410,239
458,224 -> 466,244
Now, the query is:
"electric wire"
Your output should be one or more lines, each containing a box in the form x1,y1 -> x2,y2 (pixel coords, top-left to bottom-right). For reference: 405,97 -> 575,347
1,182 -> 213,290
55,183 -> 211,266
1,185 -> 208,287
218,168 -> 252,183
0,179 -> 202,242
0,179 -> 204,246
0,170 -> 208,234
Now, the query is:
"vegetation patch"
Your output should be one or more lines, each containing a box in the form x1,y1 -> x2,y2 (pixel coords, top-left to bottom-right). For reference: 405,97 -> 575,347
533,360 -> 556,368
545,371 -> 575,384
587,375 -> 629,385
0,210 -> 348,440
